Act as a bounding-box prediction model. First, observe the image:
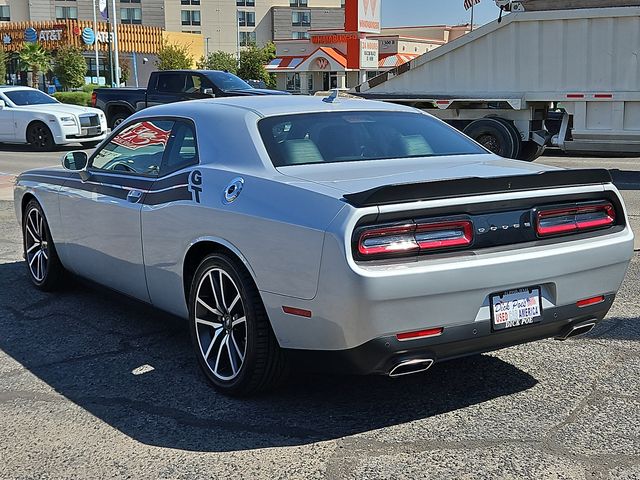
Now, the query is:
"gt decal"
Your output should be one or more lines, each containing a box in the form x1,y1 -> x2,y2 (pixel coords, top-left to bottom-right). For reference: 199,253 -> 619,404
189,170 -> 203,203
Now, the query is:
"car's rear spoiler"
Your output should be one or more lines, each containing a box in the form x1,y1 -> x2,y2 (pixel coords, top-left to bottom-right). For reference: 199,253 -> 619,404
342,169 -> 612,208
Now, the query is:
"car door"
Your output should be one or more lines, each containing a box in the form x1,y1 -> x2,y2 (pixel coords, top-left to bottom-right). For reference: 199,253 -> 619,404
0,93 -> 15,140
58,118 -> 174,301
141,120 -> 202,316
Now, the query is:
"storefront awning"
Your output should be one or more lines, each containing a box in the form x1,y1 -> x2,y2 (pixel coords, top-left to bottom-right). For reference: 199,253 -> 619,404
378,53 -> 420,69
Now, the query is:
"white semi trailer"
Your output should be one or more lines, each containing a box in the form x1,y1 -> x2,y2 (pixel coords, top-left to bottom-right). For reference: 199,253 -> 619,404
353,2 -> 640,161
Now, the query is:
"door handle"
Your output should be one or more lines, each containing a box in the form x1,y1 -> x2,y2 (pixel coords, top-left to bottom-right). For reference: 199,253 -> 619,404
127,189 -> 143,203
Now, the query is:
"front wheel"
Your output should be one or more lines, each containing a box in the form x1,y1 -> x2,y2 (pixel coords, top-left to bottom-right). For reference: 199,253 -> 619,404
23,199 -> 64,290
188,253 -> 288,396
27,122 -> 55,152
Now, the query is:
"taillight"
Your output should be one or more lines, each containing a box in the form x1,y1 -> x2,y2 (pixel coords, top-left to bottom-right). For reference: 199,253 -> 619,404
91,92 -> 97,108
536,202 -> 615,237
357,218 -> 473,259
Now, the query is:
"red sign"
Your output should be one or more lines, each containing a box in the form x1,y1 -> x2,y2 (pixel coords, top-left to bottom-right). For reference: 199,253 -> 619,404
112,121 -> 171,150
345,0 -> 381,34
316,57 -> 330,69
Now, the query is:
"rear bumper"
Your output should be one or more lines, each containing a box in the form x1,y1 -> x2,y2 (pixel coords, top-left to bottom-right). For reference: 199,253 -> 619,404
284,295 -> 613,375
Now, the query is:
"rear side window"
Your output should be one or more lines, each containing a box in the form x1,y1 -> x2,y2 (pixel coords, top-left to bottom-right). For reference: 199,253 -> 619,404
161,121 -> 198,175
156,73 -> 186,93
258,111 -> 485,167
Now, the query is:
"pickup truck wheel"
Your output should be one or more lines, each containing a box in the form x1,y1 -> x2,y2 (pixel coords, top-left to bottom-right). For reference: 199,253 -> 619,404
27,122 -> 55,152
189,253 -> 288,396
109,112 -> 129,129
463,118 -> 517,158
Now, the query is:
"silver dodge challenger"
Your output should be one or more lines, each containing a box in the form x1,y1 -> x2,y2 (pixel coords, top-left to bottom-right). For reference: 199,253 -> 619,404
14,95 -> 634,395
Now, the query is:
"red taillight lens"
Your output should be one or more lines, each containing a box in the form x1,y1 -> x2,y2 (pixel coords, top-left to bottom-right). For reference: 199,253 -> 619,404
91,92 -> 97,108
536,202 -> 615,237
358,219 -> 473,258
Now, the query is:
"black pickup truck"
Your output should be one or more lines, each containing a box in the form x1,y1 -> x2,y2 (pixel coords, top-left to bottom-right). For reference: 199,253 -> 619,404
92,70 -> 289,128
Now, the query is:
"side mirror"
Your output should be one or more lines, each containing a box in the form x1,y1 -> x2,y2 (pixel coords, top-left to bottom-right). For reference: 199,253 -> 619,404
0,99 -> 5,109
62,151 -> 89,172
203,88 -> 215,97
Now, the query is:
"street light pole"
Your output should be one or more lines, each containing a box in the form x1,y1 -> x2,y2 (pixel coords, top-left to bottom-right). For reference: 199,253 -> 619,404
111,0 -> 120,86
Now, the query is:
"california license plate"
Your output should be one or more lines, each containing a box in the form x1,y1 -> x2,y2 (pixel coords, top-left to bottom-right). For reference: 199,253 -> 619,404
491,287 -> 542,331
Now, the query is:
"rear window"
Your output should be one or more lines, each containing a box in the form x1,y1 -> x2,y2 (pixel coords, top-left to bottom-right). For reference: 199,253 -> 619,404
258,111 -> 485,167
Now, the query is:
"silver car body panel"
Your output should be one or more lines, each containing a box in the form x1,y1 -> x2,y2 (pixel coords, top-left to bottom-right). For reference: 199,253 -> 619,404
14,96 -> 635,354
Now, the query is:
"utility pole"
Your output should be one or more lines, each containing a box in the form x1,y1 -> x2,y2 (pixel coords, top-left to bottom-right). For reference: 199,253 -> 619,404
92,0 -> 100,84
111,0 -> 120,86
470,2 -> 475,32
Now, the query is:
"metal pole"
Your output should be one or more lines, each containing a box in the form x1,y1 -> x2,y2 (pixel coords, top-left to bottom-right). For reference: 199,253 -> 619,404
107,17 -> 114,85
111,0 -> 120,86
132,51 -> 139,87
470,3 -> 475,32
236,10 -> 240,67
92,0 -> 100,84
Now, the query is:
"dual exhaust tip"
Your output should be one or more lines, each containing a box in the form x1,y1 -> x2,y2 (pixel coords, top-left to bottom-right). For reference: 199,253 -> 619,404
555,321 -> 596,341
389,358 -> 434,378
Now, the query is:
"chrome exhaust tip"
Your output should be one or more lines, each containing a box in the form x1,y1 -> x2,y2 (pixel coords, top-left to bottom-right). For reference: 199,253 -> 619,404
388,358 -> 434,378
555,321 -> 596,341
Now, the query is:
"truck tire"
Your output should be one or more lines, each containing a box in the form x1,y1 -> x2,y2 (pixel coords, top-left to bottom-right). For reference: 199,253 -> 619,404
463,118 -> 518,159
517,141 -> 546,162
109,111 -> 130,129
491,117 -> 522,160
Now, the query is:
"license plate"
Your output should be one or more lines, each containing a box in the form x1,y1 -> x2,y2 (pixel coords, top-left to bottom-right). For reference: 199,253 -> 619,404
491,287 -> 542,331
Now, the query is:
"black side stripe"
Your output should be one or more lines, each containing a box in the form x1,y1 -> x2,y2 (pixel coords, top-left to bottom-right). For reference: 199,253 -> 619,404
19,173 -> 193,205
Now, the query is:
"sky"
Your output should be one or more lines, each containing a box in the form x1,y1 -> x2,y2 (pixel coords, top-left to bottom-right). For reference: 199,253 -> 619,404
381,0 -> 500,27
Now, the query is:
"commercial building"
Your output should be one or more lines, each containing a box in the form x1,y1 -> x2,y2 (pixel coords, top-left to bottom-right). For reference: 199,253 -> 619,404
0,0 -> 345,55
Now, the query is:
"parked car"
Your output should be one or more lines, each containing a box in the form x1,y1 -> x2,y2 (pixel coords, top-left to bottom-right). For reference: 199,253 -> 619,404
92,70 -> 290,128
0,86 -> 107,151
14,96 -> 634,395
245,79 -> 267,89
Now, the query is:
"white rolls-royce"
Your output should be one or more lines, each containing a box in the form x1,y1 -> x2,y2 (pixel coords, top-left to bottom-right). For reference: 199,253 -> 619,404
0,86 -> 107,151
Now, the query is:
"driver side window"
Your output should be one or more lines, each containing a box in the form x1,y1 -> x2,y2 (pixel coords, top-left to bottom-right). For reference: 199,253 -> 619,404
91,120 -> 174,177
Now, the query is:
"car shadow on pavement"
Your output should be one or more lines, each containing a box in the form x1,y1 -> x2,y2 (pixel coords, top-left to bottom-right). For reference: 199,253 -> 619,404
0,260 -> 539,453
0,143 -> 93,154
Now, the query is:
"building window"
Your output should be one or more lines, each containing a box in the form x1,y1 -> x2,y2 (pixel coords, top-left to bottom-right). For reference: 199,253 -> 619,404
239,31 -> 256,46
291,31 -> 309,39
286,72 -> 301,92
238,11 -> 255,27
181,0 -> 200,4
290,0 -> 308,6
0,6 -> 9,21
182,30 -> 201,34
292,10 -> 310,27
121,7 -> 142,24
237,0 -> 255,5
181,10 -> 201,26
55,6 -> 78,19
121,0 -> 141,3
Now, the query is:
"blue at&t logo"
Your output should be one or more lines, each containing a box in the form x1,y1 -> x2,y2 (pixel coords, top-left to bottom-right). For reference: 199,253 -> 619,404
24,27 -> 37,43
82,27 -> 95,45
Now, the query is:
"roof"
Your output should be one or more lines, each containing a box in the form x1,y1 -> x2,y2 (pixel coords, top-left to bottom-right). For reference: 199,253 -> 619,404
267,47 -> 349,72
379,53 -> 420,69
137,95 -> 416,120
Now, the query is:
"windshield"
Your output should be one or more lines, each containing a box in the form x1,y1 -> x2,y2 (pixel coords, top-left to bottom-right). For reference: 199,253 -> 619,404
4,89 -> 58,106
207,71 -> 253,91
258,111 -> 486,167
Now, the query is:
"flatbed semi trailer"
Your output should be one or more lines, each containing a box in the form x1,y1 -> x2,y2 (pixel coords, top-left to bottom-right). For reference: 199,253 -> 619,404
353,3 -> 640,160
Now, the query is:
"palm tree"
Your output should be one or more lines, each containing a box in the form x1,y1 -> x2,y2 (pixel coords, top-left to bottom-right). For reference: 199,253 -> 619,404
19,43 -> 51,90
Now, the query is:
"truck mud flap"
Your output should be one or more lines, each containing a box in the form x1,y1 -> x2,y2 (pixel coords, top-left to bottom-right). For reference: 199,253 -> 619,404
342,169 -> 612,208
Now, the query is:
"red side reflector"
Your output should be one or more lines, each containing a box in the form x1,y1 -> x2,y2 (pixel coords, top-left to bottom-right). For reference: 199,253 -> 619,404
577,296 -> 605,308
566,93 -> 585,99
594,94 -> 613,99
396,327 -> 443,341
282,306 -> 312,318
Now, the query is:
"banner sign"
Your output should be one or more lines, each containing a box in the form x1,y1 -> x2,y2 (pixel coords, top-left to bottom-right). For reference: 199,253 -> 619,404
359,39 -> 379,69
345,0 -> 381,34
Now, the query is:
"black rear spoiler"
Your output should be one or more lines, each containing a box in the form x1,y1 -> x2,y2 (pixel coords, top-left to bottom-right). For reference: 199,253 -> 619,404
342,169 -> 612,208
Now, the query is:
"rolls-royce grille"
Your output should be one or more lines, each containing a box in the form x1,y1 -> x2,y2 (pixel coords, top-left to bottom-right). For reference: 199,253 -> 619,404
79,114 -> 99,128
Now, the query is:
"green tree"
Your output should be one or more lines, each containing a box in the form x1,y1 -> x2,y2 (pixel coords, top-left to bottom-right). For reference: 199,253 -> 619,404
0,48 -> 6,85
238,45 -> 273,88
19,43 -> 51,90
119,58 -> 131,84
53,46 -> 87,90
197,50 -> 237,74
155,42 -> 194,71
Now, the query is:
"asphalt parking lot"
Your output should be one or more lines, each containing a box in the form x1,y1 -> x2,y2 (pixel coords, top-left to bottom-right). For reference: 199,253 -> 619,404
0,147 -> 639,479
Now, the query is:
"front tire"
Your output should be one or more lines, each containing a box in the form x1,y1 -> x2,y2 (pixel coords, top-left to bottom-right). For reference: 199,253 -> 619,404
27,122 -> 55,152
188,253 -> 288,396
23,199 -> 64,291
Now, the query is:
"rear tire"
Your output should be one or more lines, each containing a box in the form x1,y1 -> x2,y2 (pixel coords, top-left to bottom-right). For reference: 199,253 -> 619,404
188,253 -> 288,396
463,118 -> 518,159
491,117 -> 522,160
517,141 -> 546,162
23,199 -> 64,291
109,111 -> 130,129
27,122 -> 55,152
